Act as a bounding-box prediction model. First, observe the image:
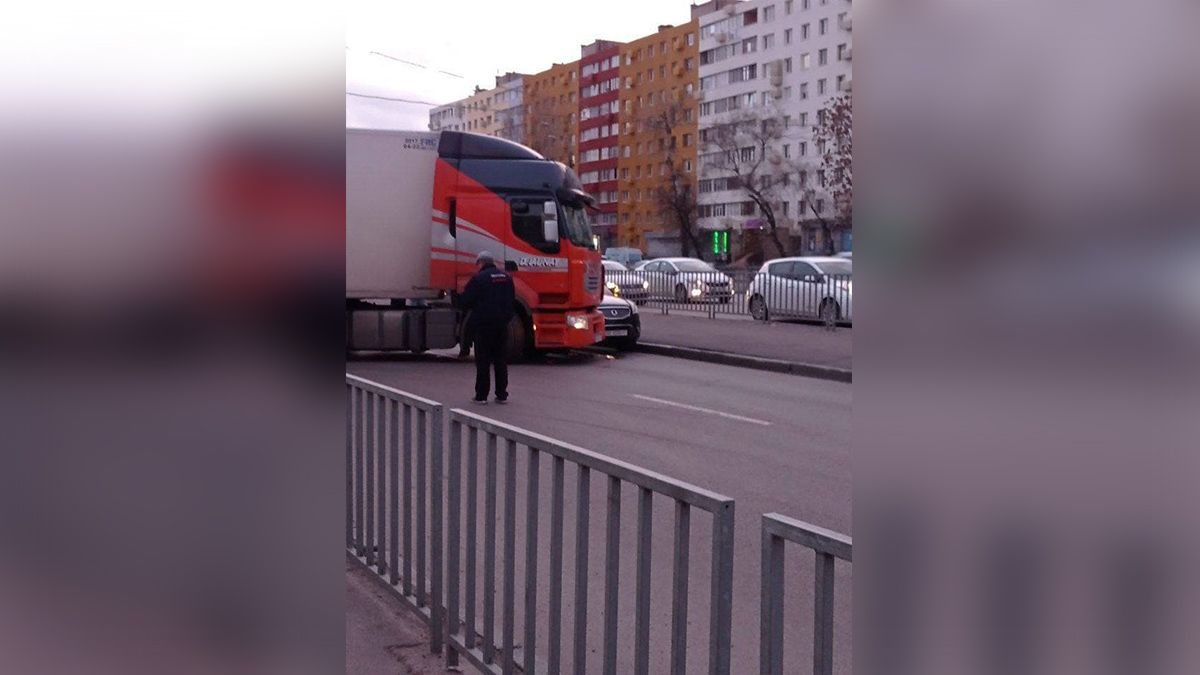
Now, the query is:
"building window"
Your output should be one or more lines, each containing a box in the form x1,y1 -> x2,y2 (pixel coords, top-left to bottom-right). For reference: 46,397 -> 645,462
837,74 -> 846,90
684,159 -> 693,172
688,32 -> 695,46
818,169 -> 826,187
818,78 -> 827,95
763,34 -> 775,49
624,146 -> 631,158
819,18 -> 828,35
838,43 -> 849,60
741,37 -> 757,54
785,57 -> 793,73
817,199 -> 825,214
818,48 -> 828,66
801,23 -> 810,39
763,5 -> 775,21
799,141 -> 807,156
799,82 -> 808,100
799,171 -> 807,186
784,28 -> 792,44
785,0 -> 793,13
802,0 -> 810,8
685,57 -> 695,70
683,133 -> 693,146
800,53 -> 810,70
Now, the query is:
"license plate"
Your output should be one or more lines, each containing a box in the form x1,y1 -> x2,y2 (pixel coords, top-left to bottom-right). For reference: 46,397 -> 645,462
606,329 -> 628,337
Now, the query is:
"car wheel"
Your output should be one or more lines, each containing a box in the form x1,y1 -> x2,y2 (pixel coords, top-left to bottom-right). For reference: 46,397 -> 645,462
674,284 -> 688,304
750,294 -> 769,321
819,299 -> 840,325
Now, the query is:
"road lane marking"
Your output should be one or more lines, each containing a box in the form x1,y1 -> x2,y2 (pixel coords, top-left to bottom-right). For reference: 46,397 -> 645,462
631,394 -> 772,426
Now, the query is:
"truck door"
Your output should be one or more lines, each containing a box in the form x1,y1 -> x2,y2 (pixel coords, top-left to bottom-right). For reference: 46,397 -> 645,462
506,197 -> 569,302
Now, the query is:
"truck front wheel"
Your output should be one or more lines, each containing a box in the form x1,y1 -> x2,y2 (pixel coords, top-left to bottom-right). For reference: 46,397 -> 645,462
505,313 -> 532,362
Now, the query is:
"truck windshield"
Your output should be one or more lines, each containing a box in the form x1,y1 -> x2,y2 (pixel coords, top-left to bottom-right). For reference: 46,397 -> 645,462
560,204 -> 596,249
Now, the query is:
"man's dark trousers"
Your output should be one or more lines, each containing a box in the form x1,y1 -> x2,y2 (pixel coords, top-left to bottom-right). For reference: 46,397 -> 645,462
473,322 -> 509,401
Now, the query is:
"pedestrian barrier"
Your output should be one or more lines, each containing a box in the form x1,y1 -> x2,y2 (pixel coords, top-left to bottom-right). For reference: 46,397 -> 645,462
346,374 -> 446,653
759,513 -> 853,675
346,374 -> 850,675
637,271 -> 853,327
444,408 -> 736,675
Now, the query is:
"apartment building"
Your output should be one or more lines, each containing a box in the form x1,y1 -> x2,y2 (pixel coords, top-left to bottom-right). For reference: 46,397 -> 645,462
523,61 -> 579,167
428,73 -> 527,139
615,21 -> 700,252
577,39 -> 625,247
696,0 -> 853,255
491,72 -> 526,144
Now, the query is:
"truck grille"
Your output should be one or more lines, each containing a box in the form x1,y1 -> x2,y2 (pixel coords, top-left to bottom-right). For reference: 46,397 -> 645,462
584,263 -> 601,294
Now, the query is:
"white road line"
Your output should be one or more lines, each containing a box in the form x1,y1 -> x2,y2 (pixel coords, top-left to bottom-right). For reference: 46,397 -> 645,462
631,394 -> 772,426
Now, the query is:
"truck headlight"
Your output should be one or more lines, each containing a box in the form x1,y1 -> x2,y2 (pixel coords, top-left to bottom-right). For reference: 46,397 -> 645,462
567,314 -> 589,330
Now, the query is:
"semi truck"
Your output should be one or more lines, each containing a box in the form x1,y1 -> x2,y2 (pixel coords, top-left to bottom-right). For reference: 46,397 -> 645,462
347,128 -> 605,358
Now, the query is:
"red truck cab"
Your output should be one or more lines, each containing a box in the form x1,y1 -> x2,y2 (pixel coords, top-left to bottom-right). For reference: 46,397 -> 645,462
429,132 -> 604,354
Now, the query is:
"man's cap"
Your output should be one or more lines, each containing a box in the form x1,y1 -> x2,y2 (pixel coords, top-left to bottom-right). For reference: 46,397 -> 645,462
476,251 -> 494,264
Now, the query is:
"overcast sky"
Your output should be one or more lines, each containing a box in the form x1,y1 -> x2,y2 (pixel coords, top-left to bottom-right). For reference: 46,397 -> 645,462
347,0 -> 699,129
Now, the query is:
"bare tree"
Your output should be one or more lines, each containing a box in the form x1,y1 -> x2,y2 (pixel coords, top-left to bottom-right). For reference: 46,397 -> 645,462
808,93 -> 852,254
639,99 -> 703,256
700,109 -> 794,258
525,106 -> 575,168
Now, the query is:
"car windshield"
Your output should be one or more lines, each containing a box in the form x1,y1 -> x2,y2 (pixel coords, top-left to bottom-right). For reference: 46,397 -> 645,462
674,260 -> 716,272
813,260 -> 852,276
603,261 -> 628,271
560,203 -> 595,249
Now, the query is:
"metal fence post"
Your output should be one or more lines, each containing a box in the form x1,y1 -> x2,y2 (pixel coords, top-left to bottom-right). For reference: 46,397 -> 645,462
709,500 -> 735,675
430,405 -> 445,654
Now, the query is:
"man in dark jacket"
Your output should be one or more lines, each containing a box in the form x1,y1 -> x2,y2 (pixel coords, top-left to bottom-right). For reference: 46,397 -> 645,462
458,251 -> 515,404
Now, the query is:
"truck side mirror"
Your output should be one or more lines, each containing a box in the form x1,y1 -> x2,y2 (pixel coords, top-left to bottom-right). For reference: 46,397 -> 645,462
542,200 -> 560,243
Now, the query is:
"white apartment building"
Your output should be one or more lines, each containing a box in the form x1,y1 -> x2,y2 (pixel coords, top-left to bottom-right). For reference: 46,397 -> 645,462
429,100 -> 464,132
695,0 -> 852,254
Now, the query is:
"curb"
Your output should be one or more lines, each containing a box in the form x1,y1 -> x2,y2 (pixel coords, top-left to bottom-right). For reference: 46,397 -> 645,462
635,342 -> 852,383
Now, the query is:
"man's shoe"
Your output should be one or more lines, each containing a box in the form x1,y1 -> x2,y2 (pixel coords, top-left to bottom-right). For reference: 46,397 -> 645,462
495,397 -> 508,405
471,398 -> 488,405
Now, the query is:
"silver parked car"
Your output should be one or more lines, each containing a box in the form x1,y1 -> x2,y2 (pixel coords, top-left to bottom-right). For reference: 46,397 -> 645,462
640,257 -> 734,303
601,260 -> 650,304
746,256 -> 853,323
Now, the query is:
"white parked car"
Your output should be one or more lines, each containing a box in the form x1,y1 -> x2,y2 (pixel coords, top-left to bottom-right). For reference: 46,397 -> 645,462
746,256 -> 853,323
639,257 -> 734,303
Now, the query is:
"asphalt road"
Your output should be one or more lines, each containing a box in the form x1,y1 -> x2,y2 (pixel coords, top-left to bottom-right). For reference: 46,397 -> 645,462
348,350 -> 851,674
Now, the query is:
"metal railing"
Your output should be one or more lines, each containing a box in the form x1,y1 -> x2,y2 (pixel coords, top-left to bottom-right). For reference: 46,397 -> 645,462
346,374 -> 852,675
346,374 -> 446,654
630,271 -> 853,326
443,409 -> 736,675
759,513 -> 853,675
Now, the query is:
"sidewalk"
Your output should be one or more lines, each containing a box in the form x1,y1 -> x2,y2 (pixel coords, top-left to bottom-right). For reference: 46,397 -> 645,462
637,310 -> 852,371
346,556 -> 448,674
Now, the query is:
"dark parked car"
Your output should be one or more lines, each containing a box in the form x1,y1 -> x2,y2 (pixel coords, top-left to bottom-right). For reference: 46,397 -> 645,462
602,260 -> 650,304
599,290 -> 640,350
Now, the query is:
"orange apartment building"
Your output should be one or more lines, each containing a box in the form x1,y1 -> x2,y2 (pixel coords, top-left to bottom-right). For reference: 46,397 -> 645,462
616,21 -> 700,251
523,61 -> 580,168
